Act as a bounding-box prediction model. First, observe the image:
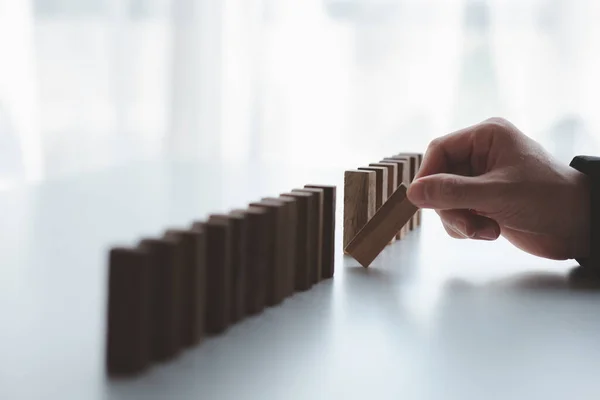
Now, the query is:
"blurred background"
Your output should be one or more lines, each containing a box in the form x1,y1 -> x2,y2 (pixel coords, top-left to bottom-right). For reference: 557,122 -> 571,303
1,0 -> 600,190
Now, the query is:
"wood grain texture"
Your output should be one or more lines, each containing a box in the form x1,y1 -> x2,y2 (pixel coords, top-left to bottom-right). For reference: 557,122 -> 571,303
358,167 -> 388,210
138,237 -> 183,362
106,247 -> 151,376
249,200 -> 286,306
204,217 -> 232,335
233,207 -> 268,315
164,227 -> 206,347
304,184 -> 336,279
209,213 -> 247,324
369,163 -> 398,244
343,170 -> 376,252
344,184 -> 418,268
292,188 -> 324,285
280,192 -> 312,291
380,159 -> 409,238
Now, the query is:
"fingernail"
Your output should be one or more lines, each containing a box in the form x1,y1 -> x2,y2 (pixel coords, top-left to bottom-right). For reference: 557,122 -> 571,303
476,227 -> 498,240
454,221 -> 472,238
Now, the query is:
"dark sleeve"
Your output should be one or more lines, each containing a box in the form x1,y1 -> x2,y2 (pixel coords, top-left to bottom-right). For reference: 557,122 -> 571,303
570,156 -> 600,267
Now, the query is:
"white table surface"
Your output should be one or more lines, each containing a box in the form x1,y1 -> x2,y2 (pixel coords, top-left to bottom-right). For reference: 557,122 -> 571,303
2,159 -> 600,400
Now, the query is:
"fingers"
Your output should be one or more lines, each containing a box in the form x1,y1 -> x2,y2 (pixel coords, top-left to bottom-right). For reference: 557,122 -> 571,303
442,220 -> 468,239
437,209 -> 501,241
416,123 -> 480,179
407,173 -> 502,211
416,118 -> 501,179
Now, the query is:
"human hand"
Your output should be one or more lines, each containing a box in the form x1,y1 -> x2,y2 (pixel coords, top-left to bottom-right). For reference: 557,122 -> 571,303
406,117 -> 591,260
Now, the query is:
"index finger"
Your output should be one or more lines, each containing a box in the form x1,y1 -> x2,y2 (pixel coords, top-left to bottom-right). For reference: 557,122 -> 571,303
415,121 -> 488,179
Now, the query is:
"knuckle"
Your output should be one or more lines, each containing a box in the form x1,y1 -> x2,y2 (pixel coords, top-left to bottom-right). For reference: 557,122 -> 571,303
483,116 -> 508,127
427,137 -> 443,152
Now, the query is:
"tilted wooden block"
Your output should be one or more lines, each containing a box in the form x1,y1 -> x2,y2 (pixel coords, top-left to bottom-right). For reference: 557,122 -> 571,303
164,227 -> 206,347
249,200 -> 286,306
210,212 -> 247,324
233,206 -> 268,315
203,217 -> 232,335
358,166 -> 388,210
106,247 -> 152,376
343,170 -> 376,252
138,237 -> 183,362
369,162 -> 398,244
344,184 -> 419,268
304,184 -> 336,279
381,158 -> 410,238
280,191 -> 312,291
292,188 -> 324,285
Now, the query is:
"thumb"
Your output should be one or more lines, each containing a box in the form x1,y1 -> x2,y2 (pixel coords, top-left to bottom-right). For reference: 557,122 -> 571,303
407,173 -> 500,211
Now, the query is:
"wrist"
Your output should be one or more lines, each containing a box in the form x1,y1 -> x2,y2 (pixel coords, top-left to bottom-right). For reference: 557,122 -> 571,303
567,169 -> 591,260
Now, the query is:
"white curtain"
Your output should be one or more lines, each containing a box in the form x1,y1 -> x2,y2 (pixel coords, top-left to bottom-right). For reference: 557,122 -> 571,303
1,0 -> 600,189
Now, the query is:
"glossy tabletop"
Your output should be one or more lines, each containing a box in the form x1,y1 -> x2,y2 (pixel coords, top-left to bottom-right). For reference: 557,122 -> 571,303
1,159 -> 599,400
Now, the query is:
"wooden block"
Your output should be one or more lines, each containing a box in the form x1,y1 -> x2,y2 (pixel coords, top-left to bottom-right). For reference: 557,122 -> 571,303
343,170 -> 376,251
210,212 -> 247,324
280,192 -> 312,291
276,195 -> 299,297
381,158 -> 410,237
164,227 -> 206,347
292,188 -> 323,285
394,153 -> 419,231
411,153 -> 424,226
263,196 -> 296,299
344,184 -> 419,268
358,167 -> 388,210
304,184 -> 336,279
249,200 -> 286,306
138,237 -> 183,362
106,247 -> 151,376
203,217 -> 232,334
369,163 -> 398,244
233,207 -> 268,315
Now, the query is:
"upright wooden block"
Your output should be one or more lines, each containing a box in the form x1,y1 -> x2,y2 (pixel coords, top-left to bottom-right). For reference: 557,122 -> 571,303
304,184 -> 336,279
275,195 -> 298,297
106,247 -> 151,376
210,212 -> 247,324
396,152 -> 423,226
343,170 -> 376,251
415,153 -> 422,226
369,163 -> 398,244
249,200 -> 286,306
233,207 -> 268,315
164,227 -> 206,347
281,192 -> 312,291
138,237 -> 183,362
203,217 -> 232,335
263,197 -> 295,299
190,223 -> 207,340
358,167 -> 388,210
381,158 -> 410,237
393,153 -> 418,229
292,187 -> 323,285
345,184 -> 419,268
